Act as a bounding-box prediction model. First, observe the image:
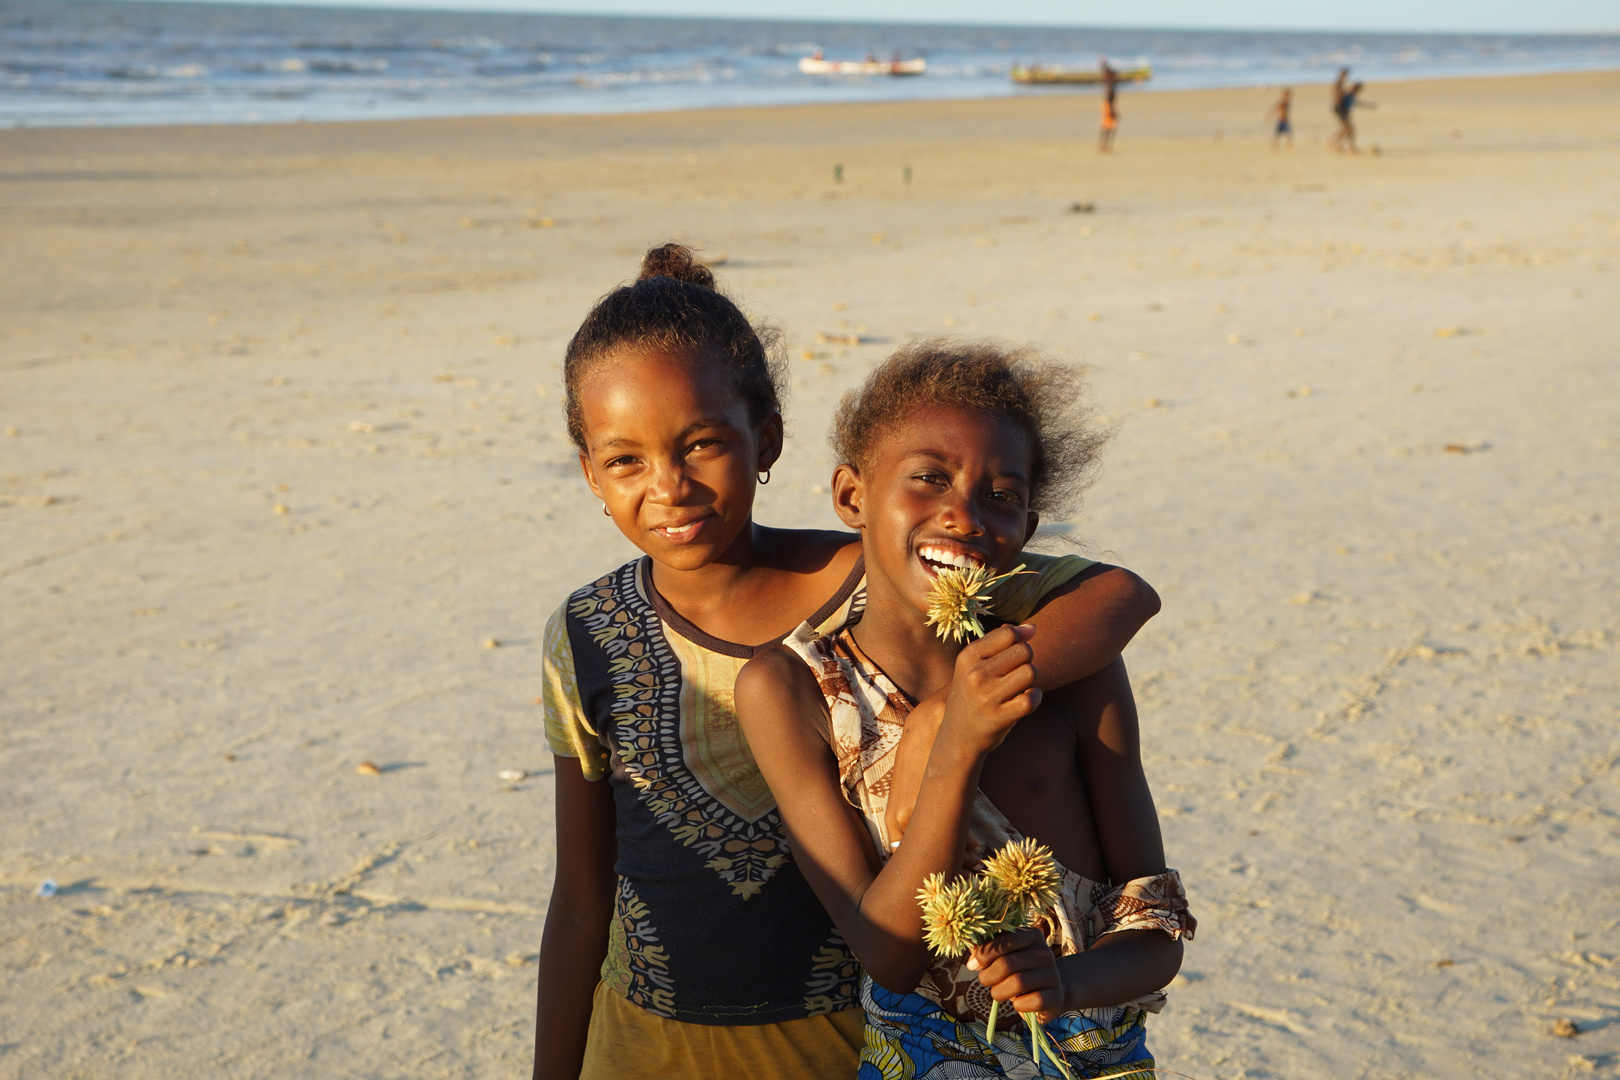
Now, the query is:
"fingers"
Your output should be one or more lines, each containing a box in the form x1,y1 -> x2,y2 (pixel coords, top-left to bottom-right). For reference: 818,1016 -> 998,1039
956,624 -> 1040,714
943,623 -> 1041,751
1011,986 -> 1065,1024
968,623 -> 1037,675
963,834 -> 986,873
966,927 -> 1043,970
966,931 -> 1064,1020
975,664 -> 1036,716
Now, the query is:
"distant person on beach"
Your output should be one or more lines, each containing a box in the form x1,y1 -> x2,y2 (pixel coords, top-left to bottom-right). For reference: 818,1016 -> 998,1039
531,244 -> 1162,1080
1331,77 -> 1375,154
1099,56 -> 1121,152
1330,68 -> 1351,150
1271,87 -> 1294,151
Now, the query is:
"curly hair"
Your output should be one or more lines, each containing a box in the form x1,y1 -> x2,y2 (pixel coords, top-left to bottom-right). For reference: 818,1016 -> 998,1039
563,243 -> 787,449
830,338 -> 1107,518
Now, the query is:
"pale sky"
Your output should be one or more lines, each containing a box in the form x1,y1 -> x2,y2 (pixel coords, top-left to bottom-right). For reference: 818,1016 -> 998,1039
127,0 -> 1620,34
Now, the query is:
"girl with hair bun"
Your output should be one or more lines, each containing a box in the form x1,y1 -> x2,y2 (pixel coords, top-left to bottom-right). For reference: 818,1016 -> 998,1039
533,244 -> 1160,1080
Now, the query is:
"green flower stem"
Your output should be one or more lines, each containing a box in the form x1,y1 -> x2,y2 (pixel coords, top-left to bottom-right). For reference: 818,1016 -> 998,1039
1022,1014 -> 1075,1080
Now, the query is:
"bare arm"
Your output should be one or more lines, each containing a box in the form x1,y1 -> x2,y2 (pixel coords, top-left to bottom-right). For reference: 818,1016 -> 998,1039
532,755 -> 617,1080
966,661 -> 1181,1013
886,564 -> 1160,838
1023,564 -> 1160,688
734,626 -> 1039,993
1059,657 -> 1181,1005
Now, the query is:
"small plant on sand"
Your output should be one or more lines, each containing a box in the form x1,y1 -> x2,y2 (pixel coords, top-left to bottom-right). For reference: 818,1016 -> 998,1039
917,840 -> 1073,1077
924,564 -> 1032,644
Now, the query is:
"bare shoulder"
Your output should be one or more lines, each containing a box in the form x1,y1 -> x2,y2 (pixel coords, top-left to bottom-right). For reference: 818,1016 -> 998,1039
738,644 -> 827,716
739,642 -> 812,688
736,644 -> 836,750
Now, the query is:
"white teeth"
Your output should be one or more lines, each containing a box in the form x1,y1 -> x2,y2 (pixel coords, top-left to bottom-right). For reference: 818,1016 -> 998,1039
918,545 -> 982,569
661,522 -> 696,537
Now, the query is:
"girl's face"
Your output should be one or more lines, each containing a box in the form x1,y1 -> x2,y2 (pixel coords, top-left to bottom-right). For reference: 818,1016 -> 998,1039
832,403 -> 1038,619
576,348 -> 781,573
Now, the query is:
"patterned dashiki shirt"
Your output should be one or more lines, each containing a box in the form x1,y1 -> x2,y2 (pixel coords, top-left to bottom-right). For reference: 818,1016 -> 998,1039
541,552 -> 1091,1026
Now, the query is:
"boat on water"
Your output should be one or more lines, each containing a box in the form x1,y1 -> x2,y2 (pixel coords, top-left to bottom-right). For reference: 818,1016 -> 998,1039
1011,64 -> 1152,85
799,52 -> 927,77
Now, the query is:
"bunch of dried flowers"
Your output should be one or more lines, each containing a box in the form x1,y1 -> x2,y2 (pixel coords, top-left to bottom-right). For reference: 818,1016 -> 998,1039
917,839 -> 1073,1077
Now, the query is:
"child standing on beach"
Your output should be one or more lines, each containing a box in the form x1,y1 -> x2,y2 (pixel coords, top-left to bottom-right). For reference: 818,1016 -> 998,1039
735,341 -> 1195,1078
1271,87 -> 1294,151
1098,57 -> 1121,153
534,247 -> 1163,1079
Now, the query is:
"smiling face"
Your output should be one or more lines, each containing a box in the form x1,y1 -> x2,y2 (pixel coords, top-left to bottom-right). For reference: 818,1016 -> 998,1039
833,402 -> 1039,622
576,348 -> 781,572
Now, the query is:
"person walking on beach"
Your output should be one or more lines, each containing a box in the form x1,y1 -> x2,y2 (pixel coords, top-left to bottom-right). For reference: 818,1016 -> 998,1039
1331,75 -> 1374,154
1271,87 -> 1294,151
1099,56 -> 1121,152
1330,68 -> 1351,150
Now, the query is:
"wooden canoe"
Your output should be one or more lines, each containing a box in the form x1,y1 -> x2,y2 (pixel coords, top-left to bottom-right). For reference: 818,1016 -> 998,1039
1011,65 -> 1152,85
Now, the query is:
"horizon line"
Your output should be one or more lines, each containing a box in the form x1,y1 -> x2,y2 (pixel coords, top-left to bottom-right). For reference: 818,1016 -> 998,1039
80,0 -> 1620,37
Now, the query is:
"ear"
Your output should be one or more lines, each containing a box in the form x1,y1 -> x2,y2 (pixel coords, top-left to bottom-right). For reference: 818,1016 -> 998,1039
578,450 -> 605,502
756,412 -> 784,472
1023,510 -> 1040,546
830,463 -> 866,530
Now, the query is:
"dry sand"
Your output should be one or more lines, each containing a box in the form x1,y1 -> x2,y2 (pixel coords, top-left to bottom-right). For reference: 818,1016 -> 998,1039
2,70 -> 1617,1079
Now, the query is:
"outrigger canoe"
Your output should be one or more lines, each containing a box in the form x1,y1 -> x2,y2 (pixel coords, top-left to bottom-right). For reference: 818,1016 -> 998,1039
1011,65 -> 1152,85
799,56 -> 927,76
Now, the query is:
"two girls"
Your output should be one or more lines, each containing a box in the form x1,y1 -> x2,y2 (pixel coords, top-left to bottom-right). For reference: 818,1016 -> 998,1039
534,245 -> 1166,1079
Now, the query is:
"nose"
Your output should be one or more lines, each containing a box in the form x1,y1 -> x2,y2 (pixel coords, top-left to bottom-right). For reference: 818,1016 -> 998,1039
646,456 -> 692,505
937,488 -> 984,537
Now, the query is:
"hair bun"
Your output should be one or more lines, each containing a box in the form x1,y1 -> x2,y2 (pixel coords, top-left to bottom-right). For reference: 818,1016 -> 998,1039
637,243 -> 716,289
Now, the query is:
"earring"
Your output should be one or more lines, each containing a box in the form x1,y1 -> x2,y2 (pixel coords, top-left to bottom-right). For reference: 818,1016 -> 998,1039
757,469 -> 771,485
602,503 -> 611,517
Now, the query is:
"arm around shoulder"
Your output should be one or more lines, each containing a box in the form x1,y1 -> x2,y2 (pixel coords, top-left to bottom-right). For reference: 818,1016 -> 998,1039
1023,564 -> 1160,691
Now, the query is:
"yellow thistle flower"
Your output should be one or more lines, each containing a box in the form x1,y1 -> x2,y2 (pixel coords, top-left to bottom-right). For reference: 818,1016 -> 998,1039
917,873 -> 991,957
980,838 -> 1063,920
924,563 -> 1032,644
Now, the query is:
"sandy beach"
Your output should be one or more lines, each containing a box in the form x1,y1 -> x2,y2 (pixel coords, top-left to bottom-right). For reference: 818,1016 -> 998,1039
3,69 -> 1617,1079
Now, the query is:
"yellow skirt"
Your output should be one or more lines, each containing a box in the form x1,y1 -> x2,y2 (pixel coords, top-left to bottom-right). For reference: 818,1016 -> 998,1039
580,980 -> 864,1080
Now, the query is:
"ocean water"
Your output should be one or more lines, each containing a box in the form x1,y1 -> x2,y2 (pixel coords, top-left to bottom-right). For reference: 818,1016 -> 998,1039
4,0 -> 1618,128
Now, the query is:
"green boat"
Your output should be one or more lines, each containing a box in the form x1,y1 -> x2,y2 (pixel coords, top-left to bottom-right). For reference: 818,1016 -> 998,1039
1011,64 -> 1152,85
